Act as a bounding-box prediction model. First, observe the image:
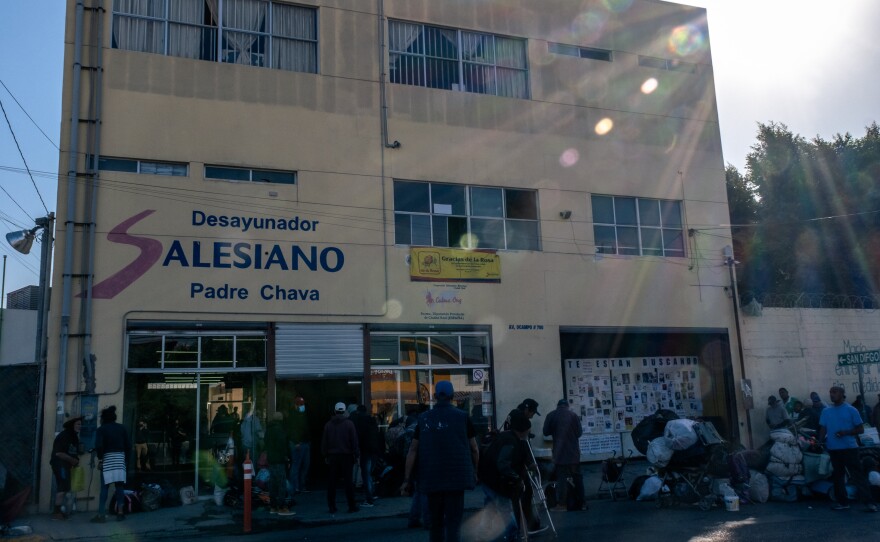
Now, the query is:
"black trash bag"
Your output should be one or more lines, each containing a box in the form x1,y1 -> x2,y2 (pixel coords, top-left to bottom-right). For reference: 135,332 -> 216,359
631,409 -> 679,455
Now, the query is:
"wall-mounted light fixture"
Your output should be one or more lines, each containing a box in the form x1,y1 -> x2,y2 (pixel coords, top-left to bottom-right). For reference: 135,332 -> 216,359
559,210 -> 572,219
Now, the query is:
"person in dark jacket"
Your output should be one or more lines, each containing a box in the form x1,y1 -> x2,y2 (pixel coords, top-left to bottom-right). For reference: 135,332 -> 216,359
401,380 -> 479,542
479,410 -> 533,541
265,412 -> 294,515
92,406 -> 130,522
287,396 -> 311,494
542,399 -> 584,511
322,402 -> 360,514
50,416 -> 82,520
353,404 -> 380,506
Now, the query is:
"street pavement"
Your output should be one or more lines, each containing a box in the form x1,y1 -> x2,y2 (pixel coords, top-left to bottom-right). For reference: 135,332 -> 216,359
7,460 -> 880,541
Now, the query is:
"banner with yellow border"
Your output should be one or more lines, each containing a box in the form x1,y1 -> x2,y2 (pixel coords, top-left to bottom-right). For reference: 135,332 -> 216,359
409,247 -> 501,283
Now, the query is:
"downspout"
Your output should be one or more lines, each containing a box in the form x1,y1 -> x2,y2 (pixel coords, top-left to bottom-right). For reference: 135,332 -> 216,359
378,0 -> 399,150
81,0 -> 105,395
57,0 -> 87,432
725,247 -> 753,449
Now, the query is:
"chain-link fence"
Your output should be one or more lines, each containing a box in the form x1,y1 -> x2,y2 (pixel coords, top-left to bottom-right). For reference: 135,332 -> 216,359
0,364 -> 40,496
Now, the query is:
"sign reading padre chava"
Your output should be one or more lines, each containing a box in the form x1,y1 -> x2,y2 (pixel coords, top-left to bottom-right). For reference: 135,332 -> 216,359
89,208 -> 379,311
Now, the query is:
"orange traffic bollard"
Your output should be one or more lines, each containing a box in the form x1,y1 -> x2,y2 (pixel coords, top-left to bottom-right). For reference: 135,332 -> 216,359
243,451 -> 253,533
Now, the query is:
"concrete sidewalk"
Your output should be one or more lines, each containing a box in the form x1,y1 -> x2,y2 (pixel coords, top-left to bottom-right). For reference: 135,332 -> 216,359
6,461 -> 615,540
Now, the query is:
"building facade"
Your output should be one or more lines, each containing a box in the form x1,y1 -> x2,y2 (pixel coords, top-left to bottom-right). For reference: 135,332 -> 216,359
41,0 -> 741,505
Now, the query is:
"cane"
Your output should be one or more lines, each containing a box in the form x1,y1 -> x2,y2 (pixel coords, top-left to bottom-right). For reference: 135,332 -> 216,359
525,439 -> 556,538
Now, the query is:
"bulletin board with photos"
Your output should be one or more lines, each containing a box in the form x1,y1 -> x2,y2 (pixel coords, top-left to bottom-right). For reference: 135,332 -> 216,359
563,357 -> 703,460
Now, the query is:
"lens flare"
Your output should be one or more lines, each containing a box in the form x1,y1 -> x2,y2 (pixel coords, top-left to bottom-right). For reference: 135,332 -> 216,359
668,25 -> 705,57
559,148 -> 580,167
595,118 -> 614,135
641,78 -> 659,94
602,0 -> 635,13
384,299 -> 403,319
572,11 -> 609,43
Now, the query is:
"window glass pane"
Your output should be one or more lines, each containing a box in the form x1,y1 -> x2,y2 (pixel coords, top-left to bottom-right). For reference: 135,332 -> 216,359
548,42 -> 579,57
200,336 -> 235,368
370,336 -> 399,365
116,0 -> 165,17
394,181 -> 430,213
495,36 -> 526,69
505,189 -> 537,219
99,157 -> 138,172
411,215 -> 432,246
661,200 -> 682,227
591,195 -> 614,224
127,335 -> 163,368
164,336 -> 199,368
506,220 -> 539,251
206,166 -> 251,181
470,187 -> 503,217
272,4 -> 315,40
641,228 -> 663,256
252,169 -> 296,184
448,216 -> 469,249
580,48 -> 611,62
223,0 -> 268,32
223,30 -> 267,66
141,161 -> 187,176
272,37 -> 316,72
460,336 -> 489,365
431,183 -> 466,215
461,32 -> 494,64
663,229 -> 685,255
235,336 -> 266,368
389,21 -> 424,54
425,57 -> 459,90
614,197 -> 637,225
594,225 -> 617,254
400,337 -> 429,365
430,336 -> 461,365
424,26 -> 458,59
470,218 -> 505,249
617,226 -> 639,255
394,213 -> 411,245
432,216 -> 449,247
638,199 -> 661,226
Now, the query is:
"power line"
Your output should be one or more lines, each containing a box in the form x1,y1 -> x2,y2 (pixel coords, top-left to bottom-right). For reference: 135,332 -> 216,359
0,78 -> 60,150
0,97 -> 50,214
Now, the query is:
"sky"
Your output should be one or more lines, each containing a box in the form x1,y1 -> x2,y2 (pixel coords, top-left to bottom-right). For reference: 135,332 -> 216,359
1,0 -> 879,297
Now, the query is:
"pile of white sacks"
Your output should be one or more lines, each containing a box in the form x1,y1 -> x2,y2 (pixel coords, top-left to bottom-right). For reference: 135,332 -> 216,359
646,418 -> 699,468
765,429 -> 803,478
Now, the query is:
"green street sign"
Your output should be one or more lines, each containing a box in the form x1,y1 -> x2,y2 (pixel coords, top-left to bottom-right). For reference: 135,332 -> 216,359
837,350 -> 880,366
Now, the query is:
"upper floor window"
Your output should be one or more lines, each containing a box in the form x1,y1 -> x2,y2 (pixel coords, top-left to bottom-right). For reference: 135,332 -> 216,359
95,156 -> 188,176
394,180 -> 539,251
205,165 -> 296,184
389,20 -> 528,99
548,42 -> 612,62
112,0 -> 317,73
638,55 -> 696,74
592,195 -> 685,257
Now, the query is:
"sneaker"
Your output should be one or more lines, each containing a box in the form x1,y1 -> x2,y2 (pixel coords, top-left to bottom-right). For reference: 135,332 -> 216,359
832,504 -> 850,511
361,501 -> 375,508
269,507 -> 279,514
865,504 -> 878,513
90,515 -> 106,523
277,507 -> 296,516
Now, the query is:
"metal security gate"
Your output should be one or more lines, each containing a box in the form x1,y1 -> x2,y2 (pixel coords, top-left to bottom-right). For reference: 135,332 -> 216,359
275,324 -> 364,378
0,364 -> 40,499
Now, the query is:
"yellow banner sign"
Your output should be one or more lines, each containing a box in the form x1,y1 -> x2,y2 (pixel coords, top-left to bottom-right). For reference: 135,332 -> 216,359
410,247 -> 501,283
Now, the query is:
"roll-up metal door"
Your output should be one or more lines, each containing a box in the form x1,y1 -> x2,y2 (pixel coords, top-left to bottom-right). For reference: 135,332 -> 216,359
275,324 -> 364,378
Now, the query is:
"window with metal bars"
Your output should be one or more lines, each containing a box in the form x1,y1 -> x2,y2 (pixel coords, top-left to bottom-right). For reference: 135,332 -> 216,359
111,0 -> 317,73
591,195 -> 685,257
394,180 -> 539,251
388,20 -> 529,99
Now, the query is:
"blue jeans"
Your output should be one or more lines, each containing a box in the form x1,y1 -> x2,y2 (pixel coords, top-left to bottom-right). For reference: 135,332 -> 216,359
359,454 -> 374,502
481,485 -> 517,542
97,472 -> 125,515
289,441 -> 310,492
408,481 -> 430,527
427,490 -> 465,542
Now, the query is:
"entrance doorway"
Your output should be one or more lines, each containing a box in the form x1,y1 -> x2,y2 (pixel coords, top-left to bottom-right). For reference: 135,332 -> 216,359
276,377 -> 363,488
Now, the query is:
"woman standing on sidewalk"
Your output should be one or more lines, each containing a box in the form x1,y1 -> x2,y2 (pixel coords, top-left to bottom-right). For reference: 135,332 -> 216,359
50,416 -> 82,520
91,406 -> 131,522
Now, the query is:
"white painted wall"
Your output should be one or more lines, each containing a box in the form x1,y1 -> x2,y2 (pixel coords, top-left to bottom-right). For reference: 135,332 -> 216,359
741,307 -> 880,444
0,308 -> 37,365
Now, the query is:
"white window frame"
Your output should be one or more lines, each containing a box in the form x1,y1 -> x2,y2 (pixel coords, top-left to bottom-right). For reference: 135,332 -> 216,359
592,195 -> 686,258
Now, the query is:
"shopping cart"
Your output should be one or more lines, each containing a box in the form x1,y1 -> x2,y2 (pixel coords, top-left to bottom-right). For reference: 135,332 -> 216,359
597,449 -> 633,501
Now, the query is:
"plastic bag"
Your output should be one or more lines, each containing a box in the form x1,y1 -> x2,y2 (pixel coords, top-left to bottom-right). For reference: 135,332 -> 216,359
749,471 -> 769,503
70,466 -> 85,493
664,419 -> 699,451
637,475 -> 663,501
647,438 -> 674,468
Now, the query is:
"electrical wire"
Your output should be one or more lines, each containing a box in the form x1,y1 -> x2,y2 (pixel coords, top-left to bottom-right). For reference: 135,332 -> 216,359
0,78 -> 60,150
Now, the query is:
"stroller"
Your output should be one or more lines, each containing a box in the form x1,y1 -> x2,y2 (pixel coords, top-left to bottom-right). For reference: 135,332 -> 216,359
598,450 -> 633,501
656,421 -> 727,511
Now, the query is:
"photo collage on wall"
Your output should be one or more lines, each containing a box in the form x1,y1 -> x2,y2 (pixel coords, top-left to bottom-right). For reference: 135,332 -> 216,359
565,357 -> 702,435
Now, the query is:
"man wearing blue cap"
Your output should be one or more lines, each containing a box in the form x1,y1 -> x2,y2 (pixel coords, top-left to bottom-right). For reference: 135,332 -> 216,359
401,380 -> 479,542
543,398 -> 584,512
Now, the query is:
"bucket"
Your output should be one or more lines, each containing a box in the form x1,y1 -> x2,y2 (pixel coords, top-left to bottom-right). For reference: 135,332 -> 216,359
724,495 -> 740,511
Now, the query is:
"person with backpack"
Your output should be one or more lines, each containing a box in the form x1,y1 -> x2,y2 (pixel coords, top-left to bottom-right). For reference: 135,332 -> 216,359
478,410 -> 533,542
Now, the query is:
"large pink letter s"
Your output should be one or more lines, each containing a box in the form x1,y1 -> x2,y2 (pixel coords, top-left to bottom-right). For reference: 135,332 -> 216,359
83,210 -> 163,299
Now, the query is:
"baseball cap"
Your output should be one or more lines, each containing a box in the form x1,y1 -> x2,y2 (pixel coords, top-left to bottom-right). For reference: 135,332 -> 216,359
334,402 -> 346,413
522,398 -> 541,416
508,410 -> 531,432
435,380 -> 454,398
557,399 -> 568,407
